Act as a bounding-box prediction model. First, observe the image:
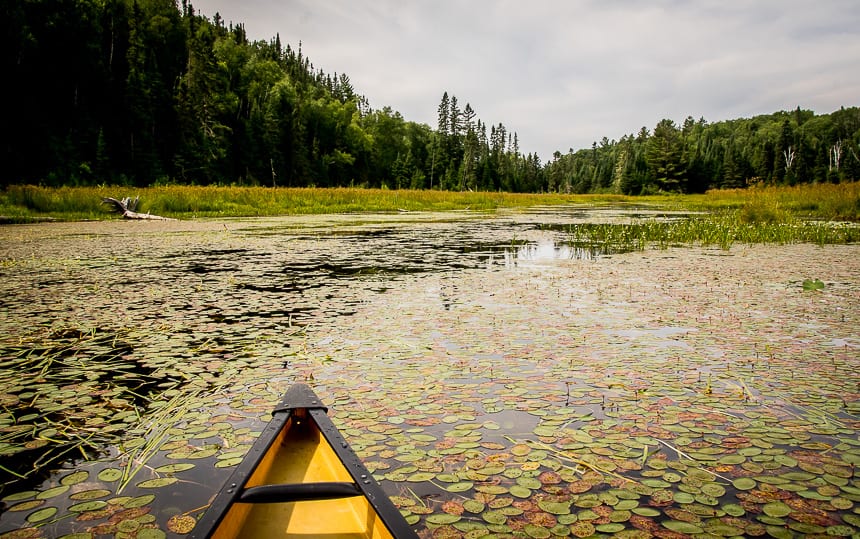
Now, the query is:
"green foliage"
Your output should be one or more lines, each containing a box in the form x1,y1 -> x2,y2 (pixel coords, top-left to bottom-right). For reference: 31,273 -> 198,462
669,182 -> 860,222
0,185 -> 628,220
802,279 -> 825,291
546,108 -> 860,195
1,0 -> 543,192
646,119 -> 687,192
566,211 -> 860,252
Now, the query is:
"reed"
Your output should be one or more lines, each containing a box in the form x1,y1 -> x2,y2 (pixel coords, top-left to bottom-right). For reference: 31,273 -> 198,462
0,185 -> 629,221
566,213 -> 860,251
1,182 -> 857,225
651,181 -> 860,222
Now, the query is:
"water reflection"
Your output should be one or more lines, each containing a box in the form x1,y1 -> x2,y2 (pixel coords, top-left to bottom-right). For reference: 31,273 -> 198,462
510,238 -> 602,263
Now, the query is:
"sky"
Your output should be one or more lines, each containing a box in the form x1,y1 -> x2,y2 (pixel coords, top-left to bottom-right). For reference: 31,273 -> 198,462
191,0 -> 860,162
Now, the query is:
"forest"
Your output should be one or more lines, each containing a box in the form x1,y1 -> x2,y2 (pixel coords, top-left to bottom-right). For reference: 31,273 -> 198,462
3,0 -> 859,193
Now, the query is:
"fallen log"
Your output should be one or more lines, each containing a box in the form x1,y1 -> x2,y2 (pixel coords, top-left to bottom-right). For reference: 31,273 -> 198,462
102,197 -> 177,221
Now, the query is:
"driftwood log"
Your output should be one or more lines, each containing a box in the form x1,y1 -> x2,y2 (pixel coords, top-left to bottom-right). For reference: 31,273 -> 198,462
102,197 -> 176,221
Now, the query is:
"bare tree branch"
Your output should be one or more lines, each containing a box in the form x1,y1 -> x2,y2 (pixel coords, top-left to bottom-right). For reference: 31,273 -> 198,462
102,197 -> 176,221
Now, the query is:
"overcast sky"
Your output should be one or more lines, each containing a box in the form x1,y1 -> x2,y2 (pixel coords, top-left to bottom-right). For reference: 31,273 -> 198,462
191,0 -> 860,161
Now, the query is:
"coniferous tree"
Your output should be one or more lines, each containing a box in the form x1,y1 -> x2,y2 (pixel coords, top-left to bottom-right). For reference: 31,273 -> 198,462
646,119 -> 687,192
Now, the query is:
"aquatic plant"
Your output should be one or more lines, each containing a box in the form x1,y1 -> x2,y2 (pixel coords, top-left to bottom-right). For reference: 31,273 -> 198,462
0,204 -> 858,537
2,181 -> 858,224
565,212 -> 860,251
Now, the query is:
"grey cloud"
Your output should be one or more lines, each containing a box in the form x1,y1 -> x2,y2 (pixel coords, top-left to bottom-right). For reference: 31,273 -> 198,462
192,0 -> 860,160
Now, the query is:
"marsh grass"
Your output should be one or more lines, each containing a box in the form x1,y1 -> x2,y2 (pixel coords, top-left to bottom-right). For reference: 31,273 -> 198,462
1,183 -> 857,248
652,181 -> 860,222
0,185 -> 627,221
567,212 -> 860,251
2,183 -> 857,221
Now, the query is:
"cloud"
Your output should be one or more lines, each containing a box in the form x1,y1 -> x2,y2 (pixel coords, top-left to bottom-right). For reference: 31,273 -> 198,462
193,0 -> 860,161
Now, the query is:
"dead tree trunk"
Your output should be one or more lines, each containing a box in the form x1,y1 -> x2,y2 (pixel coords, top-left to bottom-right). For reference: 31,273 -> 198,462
102,197 -> 176,221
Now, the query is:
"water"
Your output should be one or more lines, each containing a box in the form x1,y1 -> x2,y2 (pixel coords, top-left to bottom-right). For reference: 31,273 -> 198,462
0,207 -> 858,537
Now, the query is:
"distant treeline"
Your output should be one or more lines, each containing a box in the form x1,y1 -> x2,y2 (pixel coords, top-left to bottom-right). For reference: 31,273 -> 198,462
547,108 -> 860,195
4,0 -> 859,193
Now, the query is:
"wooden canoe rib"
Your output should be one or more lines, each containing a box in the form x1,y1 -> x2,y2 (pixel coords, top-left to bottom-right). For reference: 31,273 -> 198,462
189,384 -> 418,538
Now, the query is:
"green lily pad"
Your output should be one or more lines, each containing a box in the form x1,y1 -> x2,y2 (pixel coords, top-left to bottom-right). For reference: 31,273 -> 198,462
68,500 -> 108,512
137,477 -> 179,489
537,500 -> 571,515
154,463 -> 196,474
718,454 -> 745,465
36,485 -> 70,500
765,525 -> 794,539
700,483 -> 726,497
462,499 -> 485,513
762,502 -> 791,518
60,470 -> 89,486
509,485 -> 532,498
662,520 -> 703,534
2,491 -> 37,503
124,494 -> 156,508
215,457 -> 244,468
732,477 -> 756,490
673,492 -> 695,504
614,499 -> 638,511
26,506 -> 58,523
426,513 -> 461,525
406,472 -> 436,482
802,278 -> 825,290
482,510 -> 508,525
69,489 -> 111,501
517,476 -> 542,489
524,524 -> 552,538
445,482 -> 474,493
722,503 -> 745,517
97,468 -> 123,482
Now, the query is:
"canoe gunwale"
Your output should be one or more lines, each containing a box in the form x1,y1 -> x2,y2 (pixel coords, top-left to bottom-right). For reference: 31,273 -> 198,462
272,383 -> 328,415
188,384 -> 418,538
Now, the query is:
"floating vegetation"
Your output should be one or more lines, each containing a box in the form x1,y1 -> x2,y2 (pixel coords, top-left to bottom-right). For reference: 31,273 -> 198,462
0,208 -> 858,537
803,278 -> 826,291
0,327 -> 163,483
564,212 -> 860,252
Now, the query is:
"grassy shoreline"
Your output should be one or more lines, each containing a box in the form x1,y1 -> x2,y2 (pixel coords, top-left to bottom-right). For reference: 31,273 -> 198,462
0,182 -> 857,223
0,185 -> 631,222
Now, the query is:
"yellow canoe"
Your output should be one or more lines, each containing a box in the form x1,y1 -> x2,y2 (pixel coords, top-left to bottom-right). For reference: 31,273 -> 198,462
190,384 -> 418,538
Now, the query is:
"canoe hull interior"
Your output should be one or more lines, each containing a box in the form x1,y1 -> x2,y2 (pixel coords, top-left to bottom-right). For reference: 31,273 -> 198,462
212,410 -> 395,539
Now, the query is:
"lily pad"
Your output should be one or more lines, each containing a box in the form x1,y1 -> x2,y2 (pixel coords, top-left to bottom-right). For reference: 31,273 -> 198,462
60,470 -> 89,486
426,513 -> 461,525
462,499 -> 485,513
68,500 -> 108,512
537,500 -> 571,515
26,506 -> 58,523
524,524 -> 552,538
36,485 -> 70,500
482,510 -> 508,525
732,477 -> 756,490
96,468 -> 123,482
154,463 -> 196,474
762,502 -> 791,518
802,278 -> 825,290
662,520 -> 703,534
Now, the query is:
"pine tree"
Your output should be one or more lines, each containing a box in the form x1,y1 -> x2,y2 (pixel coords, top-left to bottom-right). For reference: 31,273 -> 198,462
645,119 -> 687,192
449,95 -> 460,138
437,92 -> 450,135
